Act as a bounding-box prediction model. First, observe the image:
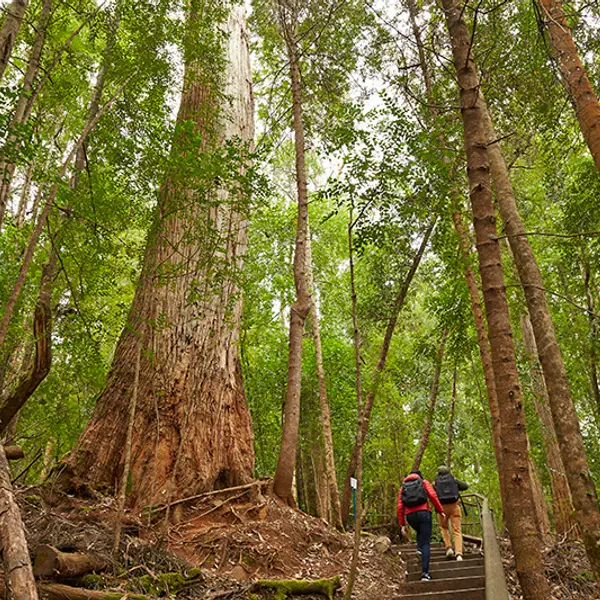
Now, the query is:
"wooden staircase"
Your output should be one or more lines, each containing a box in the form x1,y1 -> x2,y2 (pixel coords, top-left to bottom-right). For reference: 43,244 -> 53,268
395,543 -> 486,600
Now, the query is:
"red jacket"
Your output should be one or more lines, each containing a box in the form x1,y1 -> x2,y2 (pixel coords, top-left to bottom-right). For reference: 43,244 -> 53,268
397,474 -> 444,526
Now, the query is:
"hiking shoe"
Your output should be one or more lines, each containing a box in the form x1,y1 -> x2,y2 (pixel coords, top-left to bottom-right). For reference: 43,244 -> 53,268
421,573 -> 432,581
415,549 -> 422,558
456,554 -> 463,561
445,547 -> 455,558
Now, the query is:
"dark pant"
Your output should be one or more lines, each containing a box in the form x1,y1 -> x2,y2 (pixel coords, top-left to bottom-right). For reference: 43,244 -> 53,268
407,510 -> 432,574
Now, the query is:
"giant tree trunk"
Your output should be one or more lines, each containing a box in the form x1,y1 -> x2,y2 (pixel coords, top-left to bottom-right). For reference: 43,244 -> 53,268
0,0 -> 29,84
0,0 -> 52,229
272,9 -> 311,505
537,0 -> 600,174
68,5 -> 255,508
412,329 -> 447,472
520,311 -> 578,539
441,0 -> 550,595
340,221 -> 434,525
479,95 -> 600,576
305,231 -> 342,528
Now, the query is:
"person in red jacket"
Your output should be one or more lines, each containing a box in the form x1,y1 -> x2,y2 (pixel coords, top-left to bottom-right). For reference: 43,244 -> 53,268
397,470 -> 445,581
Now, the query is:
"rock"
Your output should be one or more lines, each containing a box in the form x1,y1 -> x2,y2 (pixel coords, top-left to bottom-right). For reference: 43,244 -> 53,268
373,536 -> 391,554
230,565 -> 249,581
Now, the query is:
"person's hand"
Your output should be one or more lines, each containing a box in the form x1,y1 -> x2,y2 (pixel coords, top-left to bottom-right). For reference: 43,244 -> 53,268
440,512 -> 447,526
401,525 -> 408,539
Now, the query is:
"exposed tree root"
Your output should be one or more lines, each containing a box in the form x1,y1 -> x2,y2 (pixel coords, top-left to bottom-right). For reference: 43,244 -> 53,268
251,576 -> 341,600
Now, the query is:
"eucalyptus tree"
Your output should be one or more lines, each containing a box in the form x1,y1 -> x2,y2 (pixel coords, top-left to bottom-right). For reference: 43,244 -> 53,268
68,0 -> 256,507
438,0 -> 551,594
0,0 -> 30,83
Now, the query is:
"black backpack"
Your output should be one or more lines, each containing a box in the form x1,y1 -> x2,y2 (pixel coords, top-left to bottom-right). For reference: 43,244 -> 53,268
435,474 -> 460,504
401,478 -> 428,507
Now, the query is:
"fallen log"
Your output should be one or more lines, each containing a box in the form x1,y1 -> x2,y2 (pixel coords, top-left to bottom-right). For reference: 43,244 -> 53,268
33,545 -> 107,579
41,583 -> 148,600
0,445 -> 39,599
251,576 -> 341,600
4,445 -> 24,460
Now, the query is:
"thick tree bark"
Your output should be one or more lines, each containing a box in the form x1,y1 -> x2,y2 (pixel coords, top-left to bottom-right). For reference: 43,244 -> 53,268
340,221 -> 435,525
0,0 -> 29,84
0,445 -> 39,600
479,95 -> 600,576
520,311 -> 578,539
581,253 -> 600,418
412,329 -> 447,472
272,12 -> 311,505
440,0 -> 550,595
446,363 -> 457,469
68,6 -> 254,507
305,231 -> 342,528
537,0 -> 600,174
527,440 -> 551,540
0,0 -> 52,229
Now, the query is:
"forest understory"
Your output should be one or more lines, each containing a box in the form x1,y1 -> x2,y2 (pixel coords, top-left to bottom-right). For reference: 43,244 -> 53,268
9,478 -> 599,600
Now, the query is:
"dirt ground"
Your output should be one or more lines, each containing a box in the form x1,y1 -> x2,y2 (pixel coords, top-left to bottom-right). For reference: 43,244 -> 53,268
14,479 -> 600,599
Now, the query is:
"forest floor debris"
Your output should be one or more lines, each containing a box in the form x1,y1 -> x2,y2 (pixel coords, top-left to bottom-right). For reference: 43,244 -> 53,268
16,481 -> 404,599
500,536 -> 600,600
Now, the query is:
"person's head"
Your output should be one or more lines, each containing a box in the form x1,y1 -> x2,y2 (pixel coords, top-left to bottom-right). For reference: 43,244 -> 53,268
410,469 -> 424,479
437,465 -> 450,476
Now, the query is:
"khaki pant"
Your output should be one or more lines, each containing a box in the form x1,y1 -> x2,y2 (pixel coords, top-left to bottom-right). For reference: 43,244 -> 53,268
438,500 -> 463,555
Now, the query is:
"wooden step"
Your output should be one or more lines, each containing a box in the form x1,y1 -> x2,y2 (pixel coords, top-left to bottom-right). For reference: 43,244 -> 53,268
407,557 -> 484,573
397,575 -> 485,595
407,552 -> 482,565
396,587 -> 485,600
407,565 -> 484,581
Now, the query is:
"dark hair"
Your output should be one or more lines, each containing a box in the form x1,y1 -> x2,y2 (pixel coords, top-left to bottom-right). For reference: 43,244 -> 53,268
410,469 -> 423,479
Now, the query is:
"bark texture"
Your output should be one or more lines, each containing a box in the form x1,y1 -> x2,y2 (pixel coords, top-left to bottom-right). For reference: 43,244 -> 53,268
0,445 -> 39,600
272,10 -> 311,504
537,0 -> 600,174
480,95 -> 600,575
441,0 -> 550,595
68,6 -> 255,507
412,330 -> 447,472
520,311 -> 578,539
0,0 -> 29,84
306,232 -> 342,528
340,221 -> 434,525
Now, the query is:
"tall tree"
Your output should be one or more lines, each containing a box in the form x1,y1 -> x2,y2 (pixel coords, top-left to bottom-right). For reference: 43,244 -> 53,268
440,0 -> 551,595
67,1 -> 255,507
0,0 -> 30,83
536,0 -> 600,174
479,95 -> 600,575
271,0 -> 312,505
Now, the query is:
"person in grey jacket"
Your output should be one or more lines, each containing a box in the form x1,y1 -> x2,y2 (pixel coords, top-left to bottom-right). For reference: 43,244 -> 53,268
434,466 -> 469,560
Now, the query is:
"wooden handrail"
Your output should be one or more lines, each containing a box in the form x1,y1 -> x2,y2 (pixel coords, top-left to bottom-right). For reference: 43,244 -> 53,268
482,497 -> 510,600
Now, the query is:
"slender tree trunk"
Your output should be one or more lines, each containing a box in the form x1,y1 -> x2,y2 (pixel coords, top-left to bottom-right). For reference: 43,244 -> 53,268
67,6 -> 254,507
0,0 -> 52,228
0,74 -> 133,350
446,362 -> 457,469
581,252 -> 600,417
15,162 -> 33,227
527,440 -> 551,540
537,0 -> 600,174
39,438 -> 54,482
272,11 -> 311,505
404,0 -> 504,480
520,311 -> 578,539
344,207 -> 363,600
0,0 -> 30,83
479,94 -> 600,576
305,230 -> 342,528
440,0 -> 550,595
412,330 -> 447,472
340,221 -> 435,525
